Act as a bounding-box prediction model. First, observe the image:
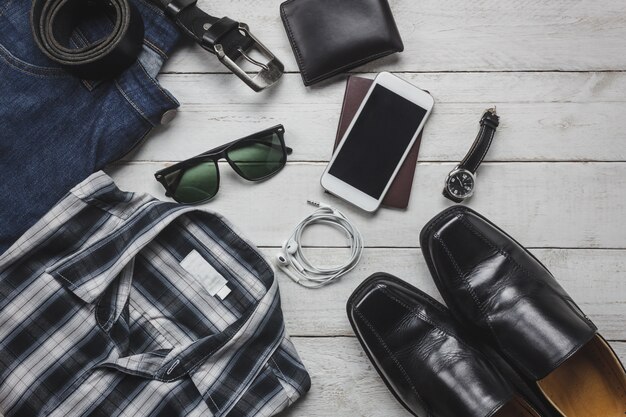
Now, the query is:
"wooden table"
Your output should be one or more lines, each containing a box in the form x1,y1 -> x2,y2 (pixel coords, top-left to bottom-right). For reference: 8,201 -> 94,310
107,1 -> 626,415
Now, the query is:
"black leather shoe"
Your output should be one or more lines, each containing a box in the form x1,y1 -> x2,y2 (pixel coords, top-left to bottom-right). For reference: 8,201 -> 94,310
347,273 -> 542,417
420,206 -> 626,417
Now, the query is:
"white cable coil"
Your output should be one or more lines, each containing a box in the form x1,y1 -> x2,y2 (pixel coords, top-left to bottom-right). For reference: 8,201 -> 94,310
275,200 -> 364,288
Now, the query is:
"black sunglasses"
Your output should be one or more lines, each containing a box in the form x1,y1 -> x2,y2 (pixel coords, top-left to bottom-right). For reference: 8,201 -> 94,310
155,125 -> 292,204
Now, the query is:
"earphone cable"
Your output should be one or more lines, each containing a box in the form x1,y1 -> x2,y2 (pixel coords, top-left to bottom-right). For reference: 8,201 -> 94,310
275,200 -> 364,288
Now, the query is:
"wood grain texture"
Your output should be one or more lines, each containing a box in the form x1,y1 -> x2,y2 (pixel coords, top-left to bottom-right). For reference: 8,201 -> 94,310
264,248 -> 626,339
159,0 -> 626,73
279,337 -> 626,417
131,72 -> 626,162
117,1 -> 626,413
106,162 -> 626,248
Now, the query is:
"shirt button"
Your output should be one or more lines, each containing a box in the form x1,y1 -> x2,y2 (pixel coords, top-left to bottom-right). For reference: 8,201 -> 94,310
160,109 -> 177,125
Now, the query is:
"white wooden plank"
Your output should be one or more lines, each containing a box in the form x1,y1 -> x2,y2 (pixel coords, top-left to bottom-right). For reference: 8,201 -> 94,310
286,336 -> 413,417
264,248 -> 626,339
155,72 -> 626,107
281,337 -> 625,417
141,101 -> 626,165
159,0 -> 626,73
106,161 -> 626,248
133,72 -> 626,162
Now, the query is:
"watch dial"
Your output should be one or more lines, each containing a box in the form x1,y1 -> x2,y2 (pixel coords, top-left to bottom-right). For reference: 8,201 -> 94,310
447,171 -> 475,198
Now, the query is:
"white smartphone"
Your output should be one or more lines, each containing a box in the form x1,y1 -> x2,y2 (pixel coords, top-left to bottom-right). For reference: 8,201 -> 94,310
320,72 -> 434,212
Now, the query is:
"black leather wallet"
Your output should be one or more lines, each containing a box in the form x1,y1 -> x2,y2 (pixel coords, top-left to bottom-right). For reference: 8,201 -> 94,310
280,0 -> 404,86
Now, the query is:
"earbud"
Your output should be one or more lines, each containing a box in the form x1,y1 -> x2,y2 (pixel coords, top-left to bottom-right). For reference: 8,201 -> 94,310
276,251 -> 304,273
286,240 -> 298,255
275,252 -> 290,267
274,252 -> 301,283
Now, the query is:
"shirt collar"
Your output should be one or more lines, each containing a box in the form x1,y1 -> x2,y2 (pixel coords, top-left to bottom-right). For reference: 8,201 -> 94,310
49,199 -> 189,304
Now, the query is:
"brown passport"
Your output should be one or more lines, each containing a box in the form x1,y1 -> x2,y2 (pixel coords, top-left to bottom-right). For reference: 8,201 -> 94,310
333,76 -> 423,209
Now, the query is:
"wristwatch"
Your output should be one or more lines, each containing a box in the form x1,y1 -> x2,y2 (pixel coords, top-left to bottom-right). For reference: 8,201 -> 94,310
443,108 -> 500,203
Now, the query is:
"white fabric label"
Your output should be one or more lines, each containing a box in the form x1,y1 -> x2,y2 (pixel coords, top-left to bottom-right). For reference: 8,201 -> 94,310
180,250 -> 231,299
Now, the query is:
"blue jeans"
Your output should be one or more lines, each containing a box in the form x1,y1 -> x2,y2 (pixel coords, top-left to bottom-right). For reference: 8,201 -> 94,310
0,0 -> 181,253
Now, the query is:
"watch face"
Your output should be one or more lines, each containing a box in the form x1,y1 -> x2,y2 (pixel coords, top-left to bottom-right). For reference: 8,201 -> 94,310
446,170 -> 475,199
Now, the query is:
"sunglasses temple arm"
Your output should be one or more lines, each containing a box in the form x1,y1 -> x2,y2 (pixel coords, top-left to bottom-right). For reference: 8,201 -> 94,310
285,146 -> 293,155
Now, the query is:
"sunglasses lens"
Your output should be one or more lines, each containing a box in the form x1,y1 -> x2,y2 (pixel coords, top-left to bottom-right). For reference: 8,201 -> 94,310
166,162 -> 219,204
226,133 -> 286,180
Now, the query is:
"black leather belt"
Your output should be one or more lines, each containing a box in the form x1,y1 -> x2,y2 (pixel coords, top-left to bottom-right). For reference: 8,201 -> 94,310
31,0 -> 145,80
152,0 -> 284,91
31,0 -> 283,91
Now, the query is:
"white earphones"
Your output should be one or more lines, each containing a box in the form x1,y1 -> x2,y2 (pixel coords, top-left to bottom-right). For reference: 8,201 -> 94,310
274,200 -> 363,289
275,247 -> 305,275
285,239 -> 298,255
275,252 -> 302,283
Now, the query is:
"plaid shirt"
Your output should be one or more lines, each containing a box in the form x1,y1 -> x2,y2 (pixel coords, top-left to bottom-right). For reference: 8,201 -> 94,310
0,172 -> 310,417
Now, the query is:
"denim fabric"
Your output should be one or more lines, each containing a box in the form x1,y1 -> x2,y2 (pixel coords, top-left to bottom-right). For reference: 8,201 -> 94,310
0,0 -> 182,254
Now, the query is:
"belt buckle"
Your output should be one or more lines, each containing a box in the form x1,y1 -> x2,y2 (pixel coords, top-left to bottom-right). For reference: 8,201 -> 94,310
213,23 -> 284,92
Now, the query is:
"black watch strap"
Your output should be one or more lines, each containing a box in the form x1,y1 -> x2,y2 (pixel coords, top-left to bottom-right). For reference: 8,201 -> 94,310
458,108 -> 500,174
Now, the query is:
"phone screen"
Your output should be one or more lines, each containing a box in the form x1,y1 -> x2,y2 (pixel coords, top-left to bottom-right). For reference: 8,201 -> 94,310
328,84 -> 428,199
